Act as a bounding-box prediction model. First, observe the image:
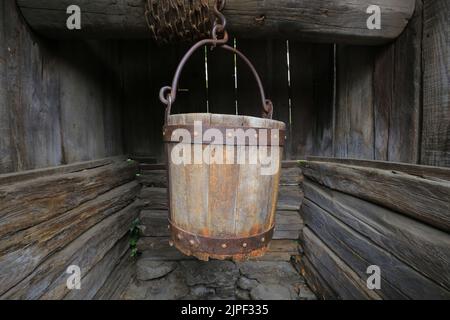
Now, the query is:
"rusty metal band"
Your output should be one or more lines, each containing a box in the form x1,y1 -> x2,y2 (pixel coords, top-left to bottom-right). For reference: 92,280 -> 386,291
169,220 -> 274,256
163,124 -> 286,146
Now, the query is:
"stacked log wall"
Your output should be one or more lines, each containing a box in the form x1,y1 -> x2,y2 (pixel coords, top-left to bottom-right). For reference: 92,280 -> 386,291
299,158 -> 450,300
0,157 -> 140,299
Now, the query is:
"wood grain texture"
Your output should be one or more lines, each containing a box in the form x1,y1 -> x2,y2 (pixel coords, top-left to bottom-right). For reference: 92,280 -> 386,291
0,3 -> 124,174
303,197 -> 450,299
302,228 -> 382,300
304,180 -> 450,291
334,46 -> 375,159
16,0 -> 415,44
421,0 -> 450,167
0,159 -> 138,238
302,161 -> 450,232
0,181 -> 140,296
307,157 -> 450,181
290,43 -> 334,159
2,201 -> 139,299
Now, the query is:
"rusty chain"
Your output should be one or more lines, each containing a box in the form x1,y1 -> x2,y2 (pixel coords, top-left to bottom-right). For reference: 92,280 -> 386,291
144,0 -> 216,44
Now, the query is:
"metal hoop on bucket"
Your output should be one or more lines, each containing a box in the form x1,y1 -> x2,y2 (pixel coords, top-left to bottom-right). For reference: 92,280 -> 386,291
159,32 -> 274,124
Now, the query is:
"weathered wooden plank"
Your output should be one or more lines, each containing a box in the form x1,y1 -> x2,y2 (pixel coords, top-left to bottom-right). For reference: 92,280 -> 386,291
297,255 -> 337,300
302,228 -> 382,300
121,41 -> 155,159
334,46 -> 375,159
0,182 -> 140,296
40,203 -> 138,299
373,45 -> 393,161
301,161 -> 450,232
289,43 -> 334,159
94,249 -> 136,300
388,0 -> 422,163
276,185 -> 303,211
0,156 -> 124,186
137,170 -> 167,187
0,159 -> 138,238
421,0 -> 450,167
304,180 -> 450,291
63,235 -> 130,300
17,0 -> 415,45
139,210 -> 170,237
138,187 -> 168,210
307,157 -> 450,181
303,197 -> 450,299
262,40 -> 290,159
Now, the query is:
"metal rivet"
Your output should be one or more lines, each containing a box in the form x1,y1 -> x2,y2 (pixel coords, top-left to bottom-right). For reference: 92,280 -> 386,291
169,240 -> 174,247
221,243 -> 227,248
242,243 -> 247,248
189,239 -> 195,246
261,237 -> 265,242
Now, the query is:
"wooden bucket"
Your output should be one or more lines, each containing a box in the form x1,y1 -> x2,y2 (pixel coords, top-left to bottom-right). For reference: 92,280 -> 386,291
160,37 -> 286,261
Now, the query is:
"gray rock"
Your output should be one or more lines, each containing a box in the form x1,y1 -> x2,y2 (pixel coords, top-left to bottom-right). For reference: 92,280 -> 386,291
250,284 -> 297,300
237,276 -> 259,290
144,268 -> 189,299
235,288 -> 251,300
189,286 -> 216,299
136,259 -> 177,281
238,261 -> 302,285
180,260 -> 239,288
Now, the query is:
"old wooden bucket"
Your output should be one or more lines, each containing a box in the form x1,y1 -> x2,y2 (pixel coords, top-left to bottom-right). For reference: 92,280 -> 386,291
160,38 -> 286,261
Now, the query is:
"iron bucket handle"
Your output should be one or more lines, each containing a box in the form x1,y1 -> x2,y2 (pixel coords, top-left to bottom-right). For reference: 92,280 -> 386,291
160,33 -> 274,124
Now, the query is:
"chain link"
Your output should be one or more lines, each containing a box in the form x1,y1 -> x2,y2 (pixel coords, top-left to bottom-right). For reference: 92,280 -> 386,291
145,0 -> 212,44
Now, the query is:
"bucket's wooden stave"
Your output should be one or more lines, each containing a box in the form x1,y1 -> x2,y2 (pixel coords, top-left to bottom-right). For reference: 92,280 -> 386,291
165,113 -> 285,261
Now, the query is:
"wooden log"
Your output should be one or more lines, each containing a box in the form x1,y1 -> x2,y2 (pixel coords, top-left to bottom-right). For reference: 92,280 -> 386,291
0,156 -> 125,186
301,161 -> 450,232
304,180 -> 450,291
297,255 -> 337,300
302,228 -> 382,300
0,182 -> 140,297
302,198 -> 450,299
63,236 -> 130,300
139,187 -> 169,210
0,158 -> 138,238
307,157 -> 450,181
16,0 -> 415,45
1,201 -> 140,299
94,250 -> 136,300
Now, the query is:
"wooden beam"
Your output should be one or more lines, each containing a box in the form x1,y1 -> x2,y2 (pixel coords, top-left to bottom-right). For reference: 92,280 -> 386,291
16,0 -> 416,45
301,160 -> 450,232
303,180 -> 450,292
